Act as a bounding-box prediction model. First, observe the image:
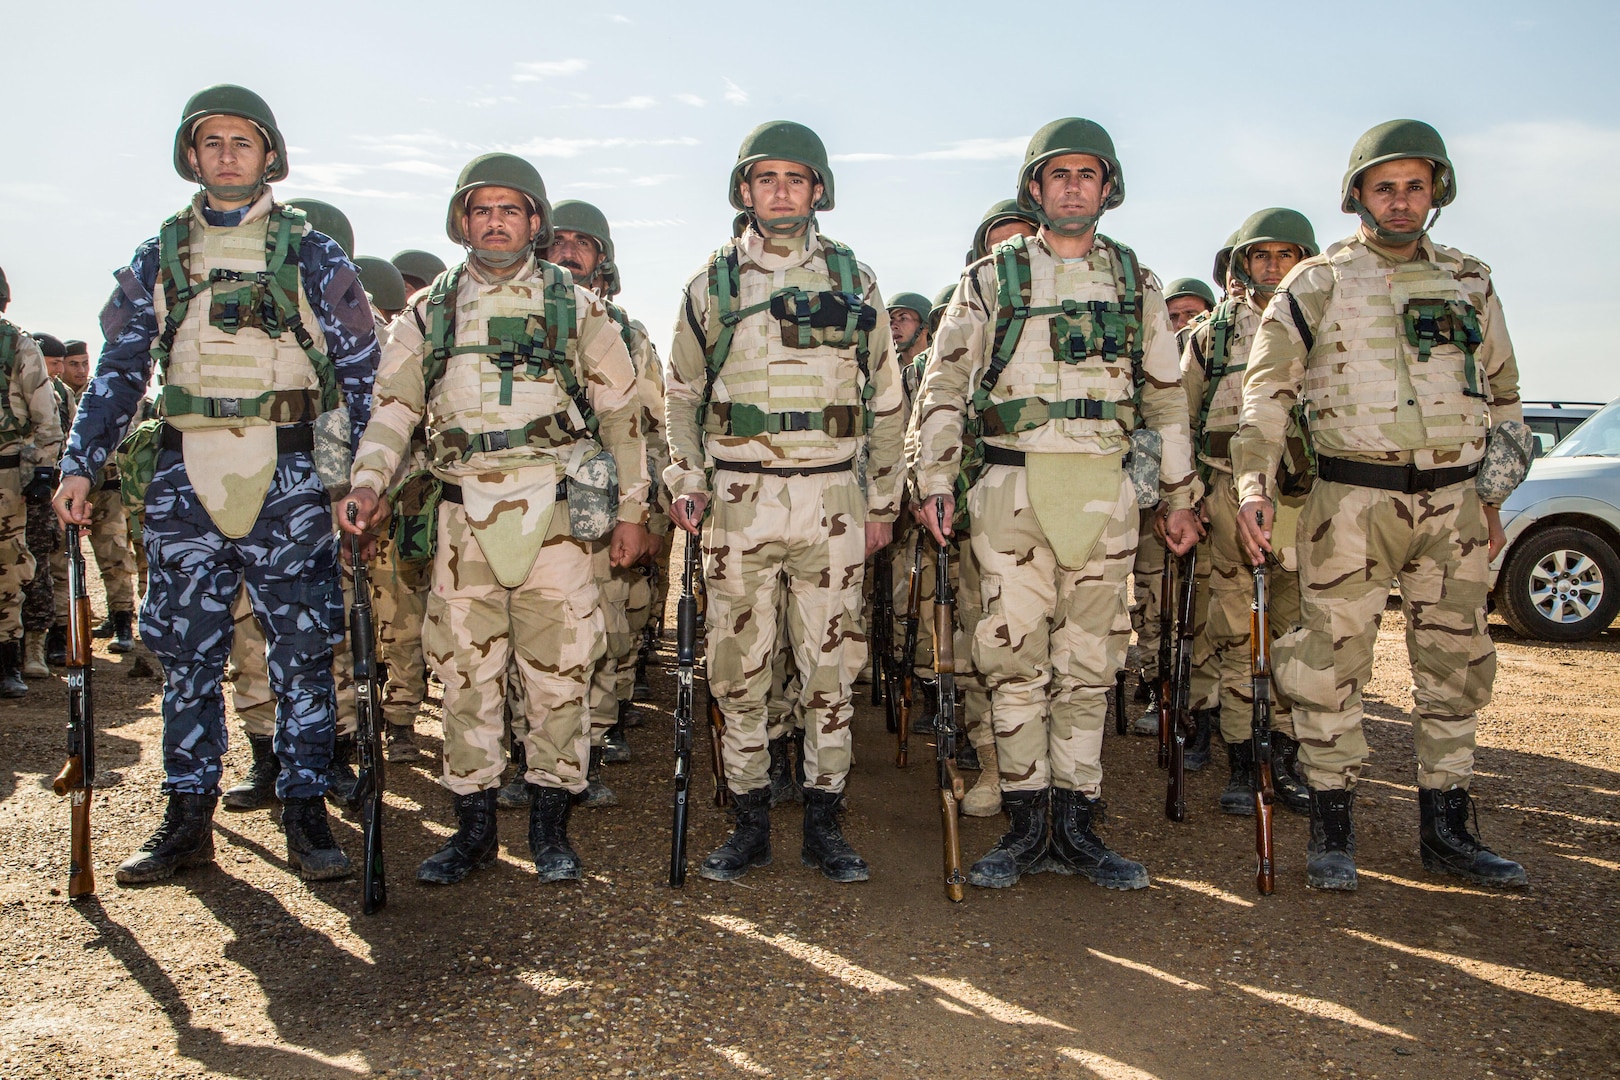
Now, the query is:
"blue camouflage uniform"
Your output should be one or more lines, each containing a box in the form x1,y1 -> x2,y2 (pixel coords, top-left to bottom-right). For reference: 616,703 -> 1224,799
61,202 -> 377,799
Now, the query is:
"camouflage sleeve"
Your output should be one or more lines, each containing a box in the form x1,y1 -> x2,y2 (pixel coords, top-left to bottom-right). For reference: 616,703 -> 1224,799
350,301 -> 429,496
578,291 -> 648,525
1231,262 -> 1329,505
630,323 -> 671,533
1136,283 -> 1196,512
861,274 -> 905,523
1179,324 -> 1210,505
662,270 -> 711,502
911,266 -> 990,498
299,231 -> 379,450
1472,263 -> 1522,428
61,238 -> 161,480
12,336 -> 62,467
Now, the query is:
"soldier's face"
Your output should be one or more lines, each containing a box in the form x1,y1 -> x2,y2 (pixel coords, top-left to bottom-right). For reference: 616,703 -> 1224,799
1353,159 -> 1435,236
462,186 -> 542,252
1241,242 -> 1305,290
188,115 -> 273,192
1166,296 -> 1211,332
739,160 -> 823,233
889,309 -> 923,347
63,354 -> 90,392
984,219 -> 1037,249
1029,154 -> 1110,222
44,354 -> 63,379
547,230 -> 602,281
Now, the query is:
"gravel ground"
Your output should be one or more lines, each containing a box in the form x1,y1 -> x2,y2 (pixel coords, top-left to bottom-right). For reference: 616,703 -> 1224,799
1,569 -> 1616,1080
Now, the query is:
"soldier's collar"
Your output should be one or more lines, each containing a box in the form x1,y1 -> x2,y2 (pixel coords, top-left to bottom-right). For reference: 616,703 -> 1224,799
1358,227 -> 1434,264
465,251 -> 537,285
740,221 -> 817,270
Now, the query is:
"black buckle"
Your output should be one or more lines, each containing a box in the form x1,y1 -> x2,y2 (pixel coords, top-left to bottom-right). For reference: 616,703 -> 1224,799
215,398 -> 243,419
483,430 -> 511,452
778,412 -> 812,432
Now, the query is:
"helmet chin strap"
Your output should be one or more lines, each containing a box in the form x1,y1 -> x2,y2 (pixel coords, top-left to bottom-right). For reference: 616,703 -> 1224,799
1348,197 -> 1442,246
468,244 -> 528,270
1033,202 -> 1102,239
752,211 -> 814,237
201,173 -> 267,205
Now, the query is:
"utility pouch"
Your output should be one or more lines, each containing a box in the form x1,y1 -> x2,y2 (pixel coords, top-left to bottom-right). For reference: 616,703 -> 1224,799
564,441 -> 619,542
1125,428 -> 1162,508
769,288 -> 877,350
1476,419 -> 1535,505
387,469 -> 444,564
312,406 -> 352,499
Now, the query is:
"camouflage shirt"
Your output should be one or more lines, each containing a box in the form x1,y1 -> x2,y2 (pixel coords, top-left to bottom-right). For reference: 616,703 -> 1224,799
608,304 -> 672,534
1,323 -> 63,465
1180,294 -> 1265,478
61,198 -> 378,482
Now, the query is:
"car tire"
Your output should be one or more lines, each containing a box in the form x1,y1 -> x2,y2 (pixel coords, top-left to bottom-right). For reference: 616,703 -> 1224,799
1498,525 -> 1620,642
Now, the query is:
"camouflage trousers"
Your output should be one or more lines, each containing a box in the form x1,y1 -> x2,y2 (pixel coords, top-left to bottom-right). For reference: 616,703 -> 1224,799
703,468 -> 865,796
1139,513 -> 1217,708
1130,513 -> 1165,681
22,494 -> 58,632
587,557 -> 634,742
423,503 -> 601,796
889,519 -> 935,677
372,535 -> 430,729
1274,478 -> 1493,792
952,535 -> 994,751
87,483 -> 137,614
969,463 -> 1136,796
0,475 -> 35,644
617,561 -> 658,704
142,448 -> 342,799
229,569 -> 357,739
1203,472 -> 1298,743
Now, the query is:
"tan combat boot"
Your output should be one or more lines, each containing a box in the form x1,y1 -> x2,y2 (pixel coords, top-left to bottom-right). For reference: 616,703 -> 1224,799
21,630 -> 50,678
961,741 -> 1001,817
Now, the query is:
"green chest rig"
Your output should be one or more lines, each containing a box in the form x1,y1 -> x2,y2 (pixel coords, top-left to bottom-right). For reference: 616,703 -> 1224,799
419,260 -> 595,464
1402,295 -> 1487,400
151,202 -> 338,423
0,321 -> 34,442
698,236 -> 875,440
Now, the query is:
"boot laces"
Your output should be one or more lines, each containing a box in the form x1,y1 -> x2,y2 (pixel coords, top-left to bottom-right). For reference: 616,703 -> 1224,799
294,801 -> 337,849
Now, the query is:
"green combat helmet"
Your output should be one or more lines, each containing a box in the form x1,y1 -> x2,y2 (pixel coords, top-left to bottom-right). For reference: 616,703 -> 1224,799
928,283 -> 957,335
446,153 -> 553,252
173,84 -> 288,198
1165,278 -> 1217,308
887,291 -> 934,352
550,199 -> 619,295
971,198 -> 1039,262
1341,119 -> 1455,244
729,121 -> 833,234
285,198 -> 354,258
0,265 -> 9,311
391,249 -> 448,291
1017,118 -> 1124,236
354,256 -> 407,313
1227,208 -> 1318,295
1212,228 -> 1241,294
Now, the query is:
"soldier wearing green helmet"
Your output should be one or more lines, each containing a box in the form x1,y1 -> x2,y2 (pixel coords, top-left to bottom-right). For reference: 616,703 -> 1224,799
392,249 -> 448,295
341,152 -> 652,888
1164,278 -> 1216,333
665,120 -> 906,884
1232,120 -> 1530,892
354,256 -> 408,319
887,292 -> 934,369
970,199 -> 1039,264
285,199 -> 354,258
911,118 -> 1201,891
1212,229 -> 1242,301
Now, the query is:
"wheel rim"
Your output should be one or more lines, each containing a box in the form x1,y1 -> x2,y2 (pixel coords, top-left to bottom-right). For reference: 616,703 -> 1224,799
1527,548 -> 1605,624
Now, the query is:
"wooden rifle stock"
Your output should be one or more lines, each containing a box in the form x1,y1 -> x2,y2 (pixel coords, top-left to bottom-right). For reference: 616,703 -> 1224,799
56,524 -> 95,899
896,532 -> 924,768
1165,548 -> 1197,823
1252,555 -> 1276,895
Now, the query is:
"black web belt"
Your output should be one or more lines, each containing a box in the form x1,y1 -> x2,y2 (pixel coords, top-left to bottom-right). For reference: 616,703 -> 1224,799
160,422 -> 315,456
1317,455 -> 1480,494
982,445 -> 1027,467
711,458 -> 853,477
0,453 -> 19,471
441,481 -> 567,505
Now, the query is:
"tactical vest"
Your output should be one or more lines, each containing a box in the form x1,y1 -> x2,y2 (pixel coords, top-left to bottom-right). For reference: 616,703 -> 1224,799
698,235 -> 875,446
0,320 -> 34,444
151,192 -> 336,431
1195,298 -> 1256,443
904,348 -> 929,404
1302,239 -> 1490,455
418,260 -> 594,467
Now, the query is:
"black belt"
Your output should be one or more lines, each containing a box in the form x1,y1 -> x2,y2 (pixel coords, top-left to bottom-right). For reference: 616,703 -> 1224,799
983,445 -> 1027,467
99,476 -> 121,492
0,453 -> 19,471
711,458 -> 853,477
1317,455 -> 1480,494
159,422 -> 314,456
441,481 -> 568,505
1202,431 -> 1234,459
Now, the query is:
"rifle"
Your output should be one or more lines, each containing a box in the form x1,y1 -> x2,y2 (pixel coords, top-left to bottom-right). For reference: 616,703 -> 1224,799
869,551 -> 895,727
1251,547 -> 1277,895
1165,548 -> 1198,822
933,506 -> 966,903
895,531 -> 925,767
346,506 -> 386,914
1155,555 -> 1175,769
1114,669 -> 1128,736
669,538 -> 700,886
51,524 -> 95,900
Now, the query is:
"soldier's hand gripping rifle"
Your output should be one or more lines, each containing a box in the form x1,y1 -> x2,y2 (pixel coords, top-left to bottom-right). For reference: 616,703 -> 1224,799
346,505 -> 386,914
870,551 -> 898,731
1251,525 -> 1277,895
895,531 -> 925,768
1156,554 -> 1175,769
1165,547 -> 1198,823
933,505 -> 967,903
669,537 -> 700,887
52,524 -> 95,900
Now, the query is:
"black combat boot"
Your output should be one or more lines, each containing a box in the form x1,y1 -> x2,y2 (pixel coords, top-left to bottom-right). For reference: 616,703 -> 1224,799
601,719 -> 631,764
1220,741 -> 1256,816
92,615 -> 116,638
1306,787 -> 1357,891
115,792 -> 217,885
801,788 -> 870,882
967,788 -> 1050,889
1185,707 -> 1215,771
1132,686 -> 1161,736
1269,732 -> 1311,815
384,722 -> 419,763
417,790 -> 499,885
0,640 -> 28,698
620,698 -> 643,729
222,733 -> 282,811
699,786 -> 772,881
46,625 -> 67,668
109,611 -> 135,654
911,677 -> 939,734
281,796 -> 353,880
574,746 -> 617,808
1419,788 -> 1528,888
529,785 -> 584,882
1133,675 -> 1152,703
955,738 -> 981,771
766,736 -> 798,807
1047,787 -> 1149,890
324,734 -> 359,806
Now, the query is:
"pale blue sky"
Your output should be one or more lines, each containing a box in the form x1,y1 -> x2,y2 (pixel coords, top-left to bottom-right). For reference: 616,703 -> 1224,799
3,0 -> 1616,401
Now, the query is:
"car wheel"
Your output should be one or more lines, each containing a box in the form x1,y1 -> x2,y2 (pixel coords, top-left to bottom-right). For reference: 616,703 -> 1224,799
1498,525 -> 1620,641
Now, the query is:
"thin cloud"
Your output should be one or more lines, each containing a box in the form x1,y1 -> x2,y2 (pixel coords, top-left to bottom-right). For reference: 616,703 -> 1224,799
512,58 -> 589,83
611,218 -> 687,230
599,96 -> 656,110
628,174 -> 679,187
379,160 -> 452,176
498,136 -> 700,159
722,78 -> 748,106
606,13 -> 631,22
674,93 -> 706,107
833,137 -> 1025,163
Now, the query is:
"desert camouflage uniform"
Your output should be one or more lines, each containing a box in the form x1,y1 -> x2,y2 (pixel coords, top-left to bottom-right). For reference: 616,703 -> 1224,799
912,235 -> 1195,795
24,377 -> 73,633
1231,233 -> 1519,792
665,225 -> 905,796
350,254 -> 648,796
0,325 -> 62,645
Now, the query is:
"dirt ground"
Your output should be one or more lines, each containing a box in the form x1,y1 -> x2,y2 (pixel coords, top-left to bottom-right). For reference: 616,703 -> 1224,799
1,564 -> 1617,1080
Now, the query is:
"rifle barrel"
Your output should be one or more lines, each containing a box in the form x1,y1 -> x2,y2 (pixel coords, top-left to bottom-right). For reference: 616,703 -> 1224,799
60,524 -> 96,899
